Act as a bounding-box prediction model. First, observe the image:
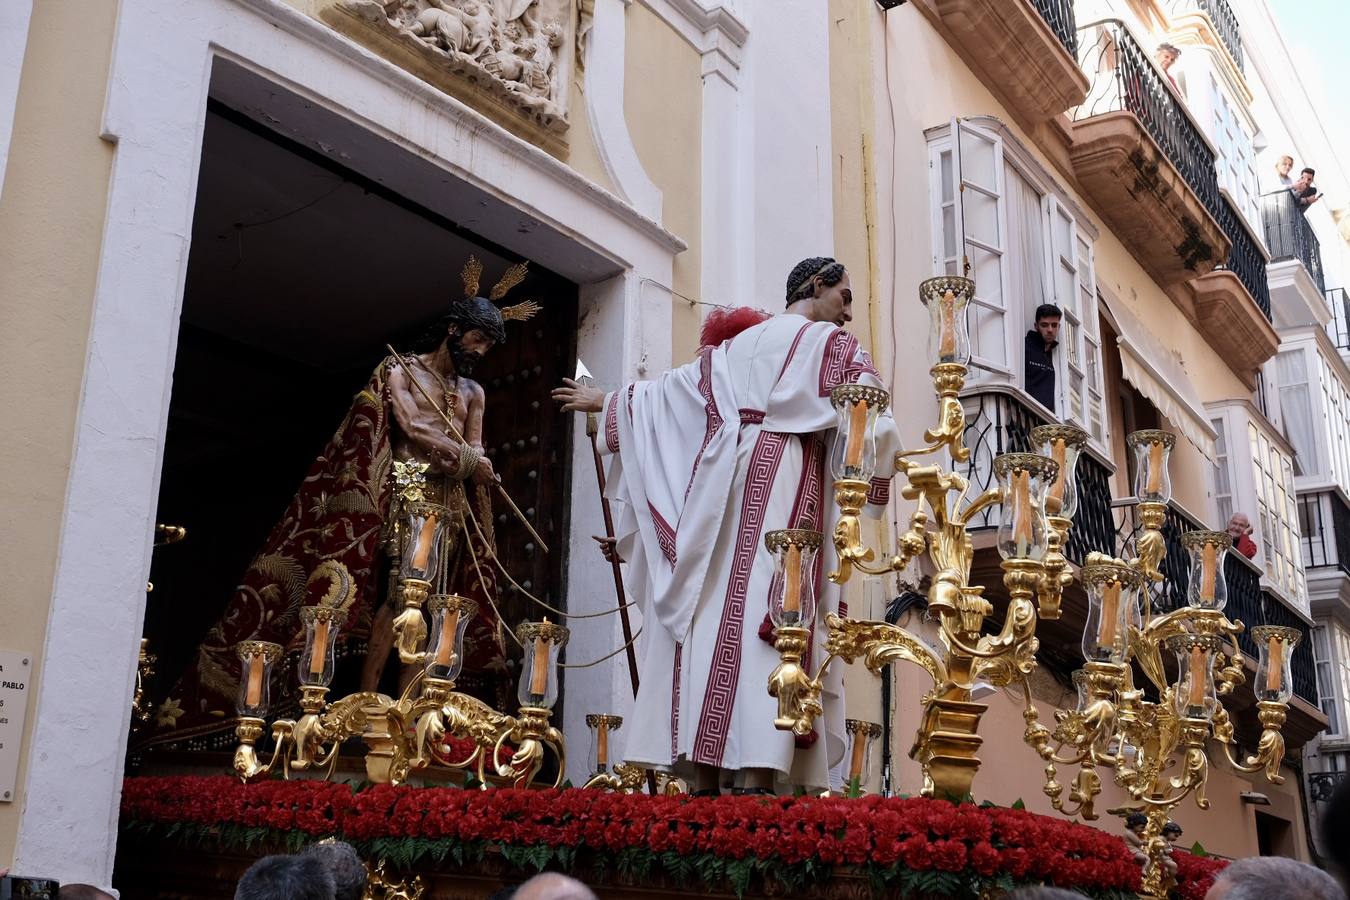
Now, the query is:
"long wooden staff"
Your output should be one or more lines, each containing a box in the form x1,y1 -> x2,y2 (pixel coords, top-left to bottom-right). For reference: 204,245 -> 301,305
385,344 -> 548,554
576,360 -> 654,795
575,360 -> 641,701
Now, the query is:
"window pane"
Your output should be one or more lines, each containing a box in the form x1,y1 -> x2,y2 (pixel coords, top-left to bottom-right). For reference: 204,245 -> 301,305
964,188 -> 1000,248
959,128 -> 998,191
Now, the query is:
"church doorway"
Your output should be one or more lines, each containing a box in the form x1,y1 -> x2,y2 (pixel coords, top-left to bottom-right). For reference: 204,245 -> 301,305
138,100 -> 577,755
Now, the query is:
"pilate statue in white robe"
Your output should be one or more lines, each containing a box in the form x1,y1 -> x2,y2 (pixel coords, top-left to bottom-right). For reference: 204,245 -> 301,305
554,258 -> 901,794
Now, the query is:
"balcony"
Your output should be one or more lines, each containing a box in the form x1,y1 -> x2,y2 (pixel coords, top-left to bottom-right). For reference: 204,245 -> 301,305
1310,770 -> 1349,802
1190,194 -> 1278,385
1069,20 -> 1230,286
1168,0 -> 1245,73
1326,288 -> 1349,353
1262,190 -> 1328,327
1299,490 -> 1350,621
958,387 -> 1116,565
929,0 -> 1090,122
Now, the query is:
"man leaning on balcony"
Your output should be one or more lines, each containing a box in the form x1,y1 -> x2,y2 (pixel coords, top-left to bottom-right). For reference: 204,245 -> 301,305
1025,303 -> 1061,413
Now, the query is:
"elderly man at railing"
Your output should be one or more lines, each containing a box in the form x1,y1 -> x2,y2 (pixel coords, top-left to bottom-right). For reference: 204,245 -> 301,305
1225,512 -> 1258,560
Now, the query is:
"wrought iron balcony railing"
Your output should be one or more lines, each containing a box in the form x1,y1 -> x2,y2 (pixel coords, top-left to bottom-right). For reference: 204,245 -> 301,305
1169,0 -> 1244,72
1215,194 -> 1271,320
1030,0 -> 1079,58
1300,491 -> 1350,574
1075,20 -> 1224,224
960,387 -> 1116,565
1113,497 -> 1200,612
1261,190 -> 1326,294
1114,497 -> 1317,705
1310,770 -> 1348,803
1327,288 -> 1350,352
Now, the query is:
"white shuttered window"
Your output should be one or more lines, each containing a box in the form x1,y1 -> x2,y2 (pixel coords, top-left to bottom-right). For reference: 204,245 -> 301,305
928,118 -> 1108,447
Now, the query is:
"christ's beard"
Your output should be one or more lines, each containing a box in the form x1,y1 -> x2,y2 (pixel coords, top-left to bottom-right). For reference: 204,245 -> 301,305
450,344 -> 479,376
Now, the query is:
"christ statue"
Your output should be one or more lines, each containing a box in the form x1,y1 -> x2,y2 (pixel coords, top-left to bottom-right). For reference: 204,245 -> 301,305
142,259 -> 538,749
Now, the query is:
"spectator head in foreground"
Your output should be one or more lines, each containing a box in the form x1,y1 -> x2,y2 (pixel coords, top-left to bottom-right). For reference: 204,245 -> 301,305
234,854 -> 335,900
512,872 -> 598,900
1004,888 -> 1090,899
303,841 -> 367,900
1323,776 -> 1350,890
58,887 -> 116,900
1204,856 -> 1345,900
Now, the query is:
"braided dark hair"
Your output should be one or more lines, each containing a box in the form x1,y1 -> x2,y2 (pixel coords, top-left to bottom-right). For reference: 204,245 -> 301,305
410,296 -> 507,352
785,256 -> 847,307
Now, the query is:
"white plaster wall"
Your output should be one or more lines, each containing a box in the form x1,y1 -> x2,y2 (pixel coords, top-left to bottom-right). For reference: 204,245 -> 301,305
12,0 -> 681,887
0,0 -> 34,199
742,0 -> 836,304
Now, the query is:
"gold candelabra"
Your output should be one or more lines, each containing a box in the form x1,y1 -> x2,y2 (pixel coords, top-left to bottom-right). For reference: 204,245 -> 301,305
230,489 -> 569,789
765,276 -> 1072,799
1020,434 -> 1300,898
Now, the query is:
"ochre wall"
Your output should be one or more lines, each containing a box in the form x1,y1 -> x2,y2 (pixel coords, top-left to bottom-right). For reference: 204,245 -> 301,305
0,0 -> 119,867
886,616 -> 1311,861
622,3 -> 702,364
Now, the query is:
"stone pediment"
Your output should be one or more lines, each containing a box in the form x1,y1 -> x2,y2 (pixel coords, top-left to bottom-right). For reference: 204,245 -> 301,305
318,0 -> 576,154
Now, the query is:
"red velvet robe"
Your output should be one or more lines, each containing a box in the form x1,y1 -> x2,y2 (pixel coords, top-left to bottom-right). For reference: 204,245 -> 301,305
141,358 -> 506,749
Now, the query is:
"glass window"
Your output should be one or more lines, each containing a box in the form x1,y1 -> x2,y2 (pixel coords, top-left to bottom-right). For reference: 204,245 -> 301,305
1319,352 -> 1350,493
1213,417 -> 1234,525
1278,349 -> 1320,476
1248,419 -> 1307,605
928,122 -> 1108,448
931,123 -> 1007,375
1313,625 -> 1341,735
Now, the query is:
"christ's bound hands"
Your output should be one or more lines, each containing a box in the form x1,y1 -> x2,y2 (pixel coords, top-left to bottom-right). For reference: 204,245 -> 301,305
551,378 -> 605,413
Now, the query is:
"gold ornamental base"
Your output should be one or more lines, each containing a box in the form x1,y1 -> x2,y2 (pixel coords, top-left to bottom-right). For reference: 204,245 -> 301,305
911,695 -> 987,800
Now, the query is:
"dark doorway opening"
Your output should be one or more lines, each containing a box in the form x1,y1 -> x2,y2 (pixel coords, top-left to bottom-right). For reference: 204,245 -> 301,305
137,102 -> 576,753
1256,809 -> 1296,857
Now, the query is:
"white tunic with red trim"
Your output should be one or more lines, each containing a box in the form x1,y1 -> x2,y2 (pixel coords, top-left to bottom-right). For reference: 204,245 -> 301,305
598,314 -> 899,789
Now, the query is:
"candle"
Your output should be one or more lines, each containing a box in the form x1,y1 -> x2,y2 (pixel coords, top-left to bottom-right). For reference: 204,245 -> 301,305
1266,635 -> 1284,694
529,621 -> 551,697
1188,646 -> 1207,708
435,608 -> 461,668
1145,441 -> 1165,495
938,289 -> 956,359
783,544 -> 802,615
245,653 -> 264,708
597,722 -> 610,767
1048,439 -> 1068,509
1098,580 -> 1121,649
411,513 -> 438,572
844,400 -> 868,469
309,617 -> 330,676
849,731 -> 867,780
1012,469 -> 1034,550
1199,541 -> 1217,602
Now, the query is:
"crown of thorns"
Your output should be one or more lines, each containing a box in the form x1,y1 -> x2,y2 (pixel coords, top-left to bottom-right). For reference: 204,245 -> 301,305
450,256 -> 540,343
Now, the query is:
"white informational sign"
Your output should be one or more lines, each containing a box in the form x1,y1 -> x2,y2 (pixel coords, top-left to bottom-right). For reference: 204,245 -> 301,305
0,650 -> 33,802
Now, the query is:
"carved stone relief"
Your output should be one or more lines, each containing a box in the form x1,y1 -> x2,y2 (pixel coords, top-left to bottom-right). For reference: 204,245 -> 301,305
330,0 -> 574,138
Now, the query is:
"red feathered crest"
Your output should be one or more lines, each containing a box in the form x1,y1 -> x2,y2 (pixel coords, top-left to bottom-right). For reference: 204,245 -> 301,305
700,306 -> 771,348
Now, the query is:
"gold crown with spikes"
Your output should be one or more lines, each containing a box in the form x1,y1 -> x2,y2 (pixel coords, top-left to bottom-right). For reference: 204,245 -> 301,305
460,256 -> 540,323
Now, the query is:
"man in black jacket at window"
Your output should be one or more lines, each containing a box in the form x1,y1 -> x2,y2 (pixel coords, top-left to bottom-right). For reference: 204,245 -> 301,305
1025,303 -> 1061,412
